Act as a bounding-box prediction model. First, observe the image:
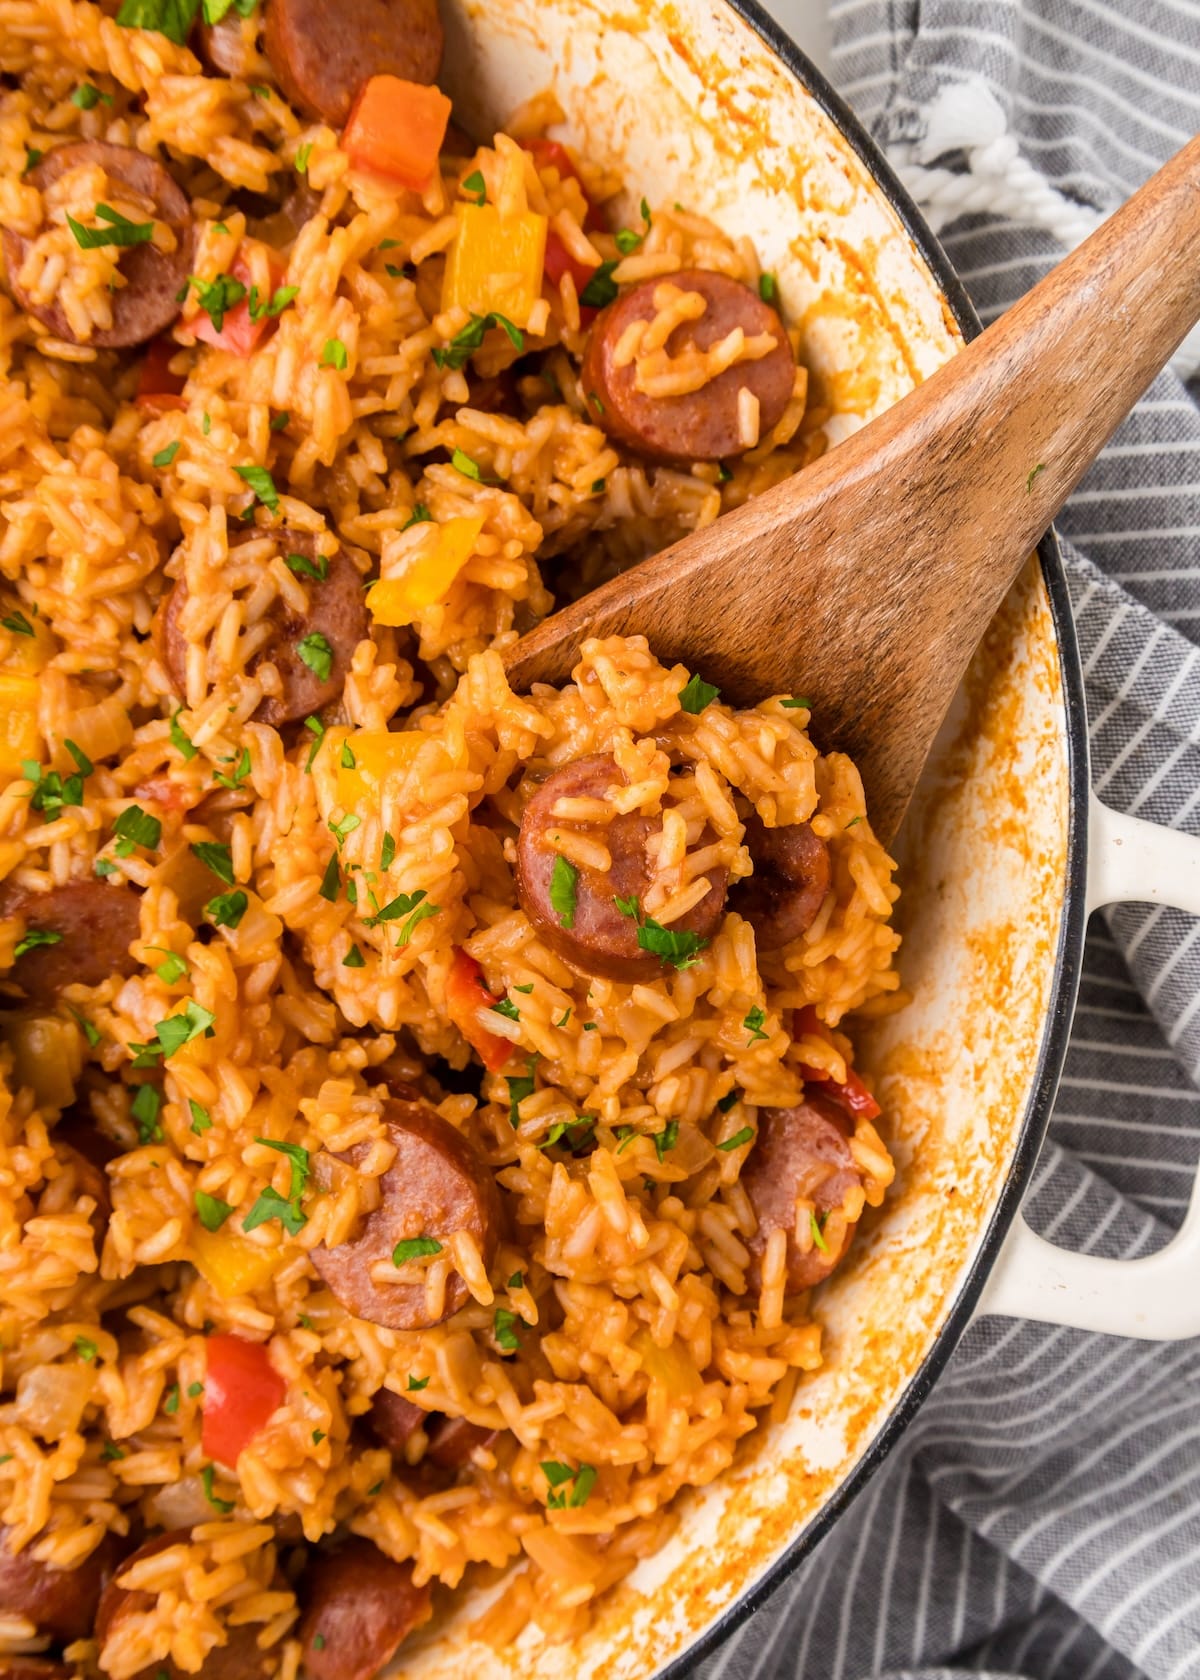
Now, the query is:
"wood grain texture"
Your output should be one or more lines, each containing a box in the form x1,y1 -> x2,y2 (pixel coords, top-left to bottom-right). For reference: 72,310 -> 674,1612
506,135 -> 1200,840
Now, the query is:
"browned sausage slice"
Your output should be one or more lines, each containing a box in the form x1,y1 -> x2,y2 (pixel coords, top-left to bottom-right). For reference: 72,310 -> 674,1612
159,532 -> 369,728
733,818 -> 831,951
311,1094 -> 500,1331
0,1525 -> 122,1643
581,268 -> 796,464
741,1093 -> 864,1293
368,1386 -> 428,1455
298,1538 -> 431,1680
426,1414 -> 498,1471
1,880 -> 141,1004
263,0 -> 443,126
515,754 -> 727,983
96,1531 -> 276,1680
3,143 -> 192,350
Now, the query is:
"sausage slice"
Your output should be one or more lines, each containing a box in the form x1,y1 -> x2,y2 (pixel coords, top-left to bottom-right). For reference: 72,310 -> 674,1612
0,1525 -> 122,1643
368,1386 -> 428,1455
311,1094 -> 500,1331
95,1530 -> 276,1680
581,268 -> 796,463
515,754 -> 727,983
263,0 -> 443,126
741,1093 -> 864,1293
426,1415 -> 498,1471
1,880 -> 141,1004
734,818 -> 831,951
159,532 -> 369,728
298,1538 -> 431,1680
4,143 -> 192,349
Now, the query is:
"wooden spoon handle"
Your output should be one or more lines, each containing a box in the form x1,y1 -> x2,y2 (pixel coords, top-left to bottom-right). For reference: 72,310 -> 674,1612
506,135 -> 1200,838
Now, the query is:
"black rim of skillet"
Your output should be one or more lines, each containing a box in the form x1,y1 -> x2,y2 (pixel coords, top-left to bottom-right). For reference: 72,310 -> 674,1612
657,4 -> 1091,1675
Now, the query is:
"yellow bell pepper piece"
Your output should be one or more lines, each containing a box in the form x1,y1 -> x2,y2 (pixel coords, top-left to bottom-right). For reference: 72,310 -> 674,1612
368,516 -> 485,627
0,673 -> 40,779
193,1226 -> 281,1299
0,612 -> 54,676
337,729 -> 426,810
632,1328 -> 702,1396
441,204 -> 548,330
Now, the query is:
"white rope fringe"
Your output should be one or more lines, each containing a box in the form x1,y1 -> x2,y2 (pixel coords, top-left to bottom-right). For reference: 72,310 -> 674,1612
885,79 -> 1200,380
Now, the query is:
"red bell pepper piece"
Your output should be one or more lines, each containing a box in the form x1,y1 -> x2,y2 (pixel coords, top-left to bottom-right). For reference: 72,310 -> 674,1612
201,1333 -> 286,1466
343,75 -> 452,190
185,252 -> 284,359
445,948 -> 514,1072
136,336 -> 187,412
794,1005 -> 882,1121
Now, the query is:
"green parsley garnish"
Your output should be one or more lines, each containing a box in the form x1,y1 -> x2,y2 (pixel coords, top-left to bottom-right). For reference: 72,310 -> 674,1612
678,672 -> 719,713
13,928 -> 62,960
131,1082 -> 162,1141
758,272 -> 778,303
100,1441 -> 124,1460
234,464 -> 279,513
493,1307 -> 524,1353
490,996 -> 521,1021
380,832 -> 396,870
780,696 -> 810,710
392,1235 -> 442,1265
149,947 -> 189,984
270,410 -> 290,431
1,608 -> 34,636
188,1381 -> 204,1397
285,551 -> 329,582
716,1089 -> 740,1112
213,746 -> 251,790
295,141 -> 312,174
303,715 -> 325,772
328,811 -> 360,846
74,1335 -> 98,1362
247,284 -> 298,322
191,840 -> 234,884
548,854 -> 577,929
72,83 -> 113,108
653,1120 -> 679,1162
432,311 -> 524,371
320,337 -> 348,370
743,1005 -> 768,1044
153,1000 -> 216,1059
169,710 -> 198,760
164,1383 -> 180,1414
206,889 -> 248,929
243,1185 -> 306,1236
613,895 -> 708,969
506,1057 -> 537,1128
716,1126 -> 755,1152
113,804 -> 161,854
579,259 -> 619,309
24,146 -> 44,172
451,448 -> 482,481
401,504 -> 432,531
541,1460 -> 597,1509
152,441 -> 180,469
810,1211 -> 830,1254
407,1374 -> 429,1391
317,852 -> 340,902
68,1006 -> 102,1048
186,272 -> 246,333
189,1099 -> 213,1134
297,631 -> 333,681
462,169 -> 486,205
201,1463 -> 234,1513
311,1428 -> 325,1445
343,942 -> 365,967
68,203 -> 154,249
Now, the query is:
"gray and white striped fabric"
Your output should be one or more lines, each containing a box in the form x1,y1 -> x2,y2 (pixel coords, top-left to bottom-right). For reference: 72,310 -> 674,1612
693,4 -> 1200,1679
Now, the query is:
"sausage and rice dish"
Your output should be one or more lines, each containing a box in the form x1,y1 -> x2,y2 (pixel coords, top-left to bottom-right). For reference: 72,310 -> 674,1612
0,2 -> 902,1675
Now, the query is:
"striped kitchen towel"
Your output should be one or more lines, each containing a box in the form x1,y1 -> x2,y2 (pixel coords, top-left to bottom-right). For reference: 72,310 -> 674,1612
694,3 -> 1200,1679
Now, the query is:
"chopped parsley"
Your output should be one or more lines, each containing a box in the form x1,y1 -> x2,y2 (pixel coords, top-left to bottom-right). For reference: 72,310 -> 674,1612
131,1082 -> 162,1143
213,746 -> 251,789
68,1006 -> 102,1048
152,440 -> 180,469
24,146 -> 44,172
716,1126 -> 755,1152
320,337 -> 348,370
395,899 -> 439,947
541,1460 -> 597,1509
243,1185 -> 306,1236
311,1428 -> 325,1445
317,852 -> 340,902
342,943 -> 365,967
381,832 -> 396,870
206,889 -> 248,929
579,259 -> 620,309
247,284 -> 298,322
202,0 -> 258,22
508,1270 -> 523,1289
188,1381 -> 204,1397
614,200 -> 651,255
810,1211 -> 830,1254
24,755 -> 87,817
402,504 -> 432,530
190,840 -> 234,884
153,1000 -> 216,1059
100,1441 -> 124,1461
164,1383 -> 180,1414
548,854 -> 578,929
493,1307 -> 524,1353
716,463 -> 733,484
189,1100 -> 213,1134
303,715 -> 325,772
270,410 -> 290,431
507,1058 -> 537,1127
678,672 -> 719,713
391,1235 -> 442,1265
653,1120 -> 679,1162
74,1335 -> 98,1363
13,928 -> 61,959
1,608 -> 34,636
490,996 -> 521,1021
539,1116 -> 595,1153
201,1463 -> 234,1513
285,550 -> 329,582
462,168 -> 486,206
451,447 -> 482,481
68,203 -> 154,249
150,947 -> 189,984
716,1088 -> 740,1112
113,804 -> 161,854
555,1007 -> 572,1028
328,811 -> 360,846
170,710 -> 198,759
743,1005 -> 769,1044
186,272 -> 246,333
780,695 -> 810,710
234,464 -> 279,512
117,0 -> 201,43
295,141 -> 312,175
613,895 -> 708,970
297,632 -> 333,681
432,311 -> 524,371
71,83 -> 112,108
407,1374 -> 429,1391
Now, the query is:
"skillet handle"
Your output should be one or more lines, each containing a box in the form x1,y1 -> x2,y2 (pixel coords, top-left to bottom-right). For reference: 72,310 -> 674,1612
976,793 -> 1200,1339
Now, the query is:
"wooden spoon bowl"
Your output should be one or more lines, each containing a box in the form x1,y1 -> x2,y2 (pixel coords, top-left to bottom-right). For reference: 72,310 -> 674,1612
506,135 -> 1200,841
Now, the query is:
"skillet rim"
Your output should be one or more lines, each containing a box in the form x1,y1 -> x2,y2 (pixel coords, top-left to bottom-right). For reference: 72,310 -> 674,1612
655,4 -> 1091,1673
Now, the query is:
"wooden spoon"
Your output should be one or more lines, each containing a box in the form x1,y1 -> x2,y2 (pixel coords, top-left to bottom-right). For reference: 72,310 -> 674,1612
505,135 -> 1200,841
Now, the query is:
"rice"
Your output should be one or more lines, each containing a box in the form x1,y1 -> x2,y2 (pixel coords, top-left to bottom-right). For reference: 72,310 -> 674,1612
0,5 -> 902,1671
